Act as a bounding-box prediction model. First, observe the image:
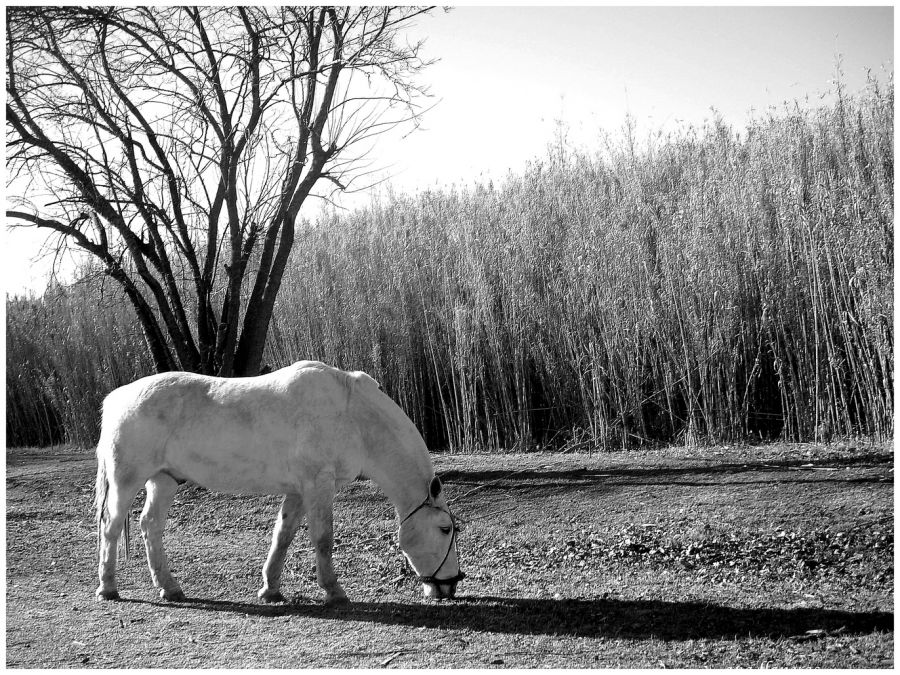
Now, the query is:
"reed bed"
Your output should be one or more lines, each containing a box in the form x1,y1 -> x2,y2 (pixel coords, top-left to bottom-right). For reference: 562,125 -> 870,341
6,282 -> 153,447
7,77 -> 893,451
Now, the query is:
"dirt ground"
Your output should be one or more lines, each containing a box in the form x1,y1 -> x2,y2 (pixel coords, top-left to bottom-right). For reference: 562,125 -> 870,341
5,441 -> 893,668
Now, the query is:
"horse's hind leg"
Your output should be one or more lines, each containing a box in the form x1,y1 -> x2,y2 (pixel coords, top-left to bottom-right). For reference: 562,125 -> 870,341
96,472 -> 142,601
258,493 -> 304,603
140,473 -> 185,602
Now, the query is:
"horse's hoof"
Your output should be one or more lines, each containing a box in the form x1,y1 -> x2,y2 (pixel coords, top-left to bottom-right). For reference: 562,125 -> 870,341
95,589 -> 120,601
160,588 -> 186,602
325,594 -> 350,608
258,589 -> 286,604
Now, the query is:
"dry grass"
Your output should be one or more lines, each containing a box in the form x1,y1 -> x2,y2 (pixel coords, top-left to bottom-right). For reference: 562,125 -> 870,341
6,441 -> 893,668
6,283 -> 153,447
6,76 -> 893,450
270,75 -> 893,451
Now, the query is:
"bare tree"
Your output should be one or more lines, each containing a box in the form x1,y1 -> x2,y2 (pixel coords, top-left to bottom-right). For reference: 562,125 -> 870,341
7,6 -> 434,376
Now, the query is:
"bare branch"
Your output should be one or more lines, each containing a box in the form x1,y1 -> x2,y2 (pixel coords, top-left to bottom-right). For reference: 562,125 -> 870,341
7,5 -> 436,376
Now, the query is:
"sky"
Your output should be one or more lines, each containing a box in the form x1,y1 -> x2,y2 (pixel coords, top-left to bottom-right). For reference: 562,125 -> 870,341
4,5 -> 894,296
361,5 -> 894,198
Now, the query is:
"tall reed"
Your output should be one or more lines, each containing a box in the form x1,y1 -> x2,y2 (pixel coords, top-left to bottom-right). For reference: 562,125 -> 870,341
7,76 -> 892,451
269,76 -> 893,450
6,280 -> 153,447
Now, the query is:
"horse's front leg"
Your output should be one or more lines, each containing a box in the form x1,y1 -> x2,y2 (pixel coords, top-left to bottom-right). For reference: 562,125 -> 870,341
306,474 -> 348,606
258,493 -> 304,603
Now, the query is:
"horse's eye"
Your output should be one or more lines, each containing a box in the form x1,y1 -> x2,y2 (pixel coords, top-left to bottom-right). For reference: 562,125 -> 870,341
439,526 -> 452,535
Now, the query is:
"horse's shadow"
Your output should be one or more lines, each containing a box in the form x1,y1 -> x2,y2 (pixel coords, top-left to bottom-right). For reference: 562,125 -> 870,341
121,594 -> 892,641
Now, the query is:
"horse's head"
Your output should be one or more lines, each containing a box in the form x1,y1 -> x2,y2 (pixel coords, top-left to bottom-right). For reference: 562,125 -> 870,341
398,475 -> 464,600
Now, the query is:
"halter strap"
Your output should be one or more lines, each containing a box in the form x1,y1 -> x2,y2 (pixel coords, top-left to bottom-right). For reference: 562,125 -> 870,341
399,495 -> 466,586
399,497 -> 432,525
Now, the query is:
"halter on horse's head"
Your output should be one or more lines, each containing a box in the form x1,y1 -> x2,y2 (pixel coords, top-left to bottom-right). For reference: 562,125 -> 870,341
398,476 -> 465,599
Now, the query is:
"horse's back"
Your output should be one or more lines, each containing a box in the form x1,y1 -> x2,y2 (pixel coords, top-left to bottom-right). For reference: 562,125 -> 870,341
101,361 -> 358,422
98,362 -> 374,494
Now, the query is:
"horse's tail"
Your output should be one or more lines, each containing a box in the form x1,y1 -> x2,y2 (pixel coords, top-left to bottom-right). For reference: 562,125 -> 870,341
122,505 -> 131,563
95,445 -> 130,565
94,453 -> 108,556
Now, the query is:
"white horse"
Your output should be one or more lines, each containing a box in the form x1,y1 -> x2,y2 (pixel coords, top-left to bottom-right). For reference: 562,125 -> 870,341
94,361 -> 463,605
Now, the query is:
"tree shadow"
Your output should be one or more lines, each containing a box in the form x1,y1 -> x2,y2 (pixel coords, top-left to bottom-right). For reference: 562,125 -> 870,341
437,452 -> 893,494
121,594 -> 893,641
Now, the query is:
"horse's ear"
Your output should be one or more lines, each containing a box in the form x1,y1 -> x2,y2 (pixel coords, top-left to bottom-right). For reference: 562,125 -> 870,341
429,475 -> 442,501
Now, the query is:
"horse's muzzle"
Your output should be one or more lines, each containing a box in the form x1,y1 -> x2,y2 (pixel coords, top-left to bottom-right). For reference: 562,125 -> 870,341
423,580 -> 458,600
422,570 -> 464,600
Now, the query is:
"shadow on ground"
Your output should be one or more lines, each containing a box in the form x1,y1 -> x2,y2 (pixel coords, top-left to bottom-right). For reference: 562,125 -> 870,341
119,594 -> 892,641
437,452 -> 893,494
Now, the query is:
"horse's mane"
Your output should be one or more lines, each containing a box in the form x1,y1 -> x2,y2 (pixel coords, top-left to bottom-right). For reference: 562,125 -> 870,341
349,370 -> 381,392
292,361 -> 382,407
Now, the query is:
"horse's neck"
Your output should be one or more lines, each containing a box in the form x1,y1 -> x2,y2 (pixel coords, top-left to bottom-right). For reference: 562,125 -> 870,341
354,385 -> 435,518
365,446 -> 433,519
